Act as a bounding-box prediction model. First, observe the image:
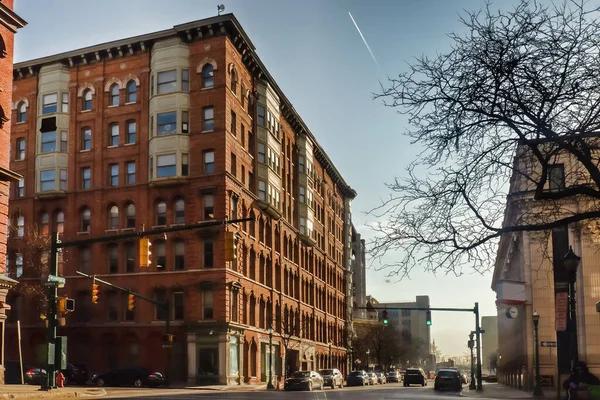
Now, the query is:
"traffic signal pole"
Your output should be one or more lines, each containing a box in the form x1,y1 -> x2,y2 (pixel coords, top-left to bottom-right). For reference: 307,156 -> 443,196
43,232 -> 59,390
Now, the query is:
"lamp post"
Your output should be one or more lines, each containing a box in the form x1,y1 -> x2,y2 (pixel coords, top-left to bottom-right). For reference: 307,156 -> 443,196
532,311 -> 543,397
267,326 -> 274,390
366,349 -> 370,371
563,246 -> 581,370
329,341 -> 333,368
468,332 -> 476,390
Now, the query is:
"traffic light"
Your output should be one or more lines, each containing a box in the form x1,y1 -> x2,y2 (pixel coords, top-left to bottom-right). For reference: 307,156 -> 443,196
92,282 -> 99,304
382,309 -> 389,325
224,231 -> 237,261
139,238 -> 152,268
127,293 -> 136,311
426,310 -> 432,326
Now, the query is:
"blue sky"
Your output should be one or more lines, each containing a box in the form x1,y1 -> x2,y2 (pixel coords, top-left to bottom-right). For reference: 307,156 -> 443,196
13,0 -> 508,356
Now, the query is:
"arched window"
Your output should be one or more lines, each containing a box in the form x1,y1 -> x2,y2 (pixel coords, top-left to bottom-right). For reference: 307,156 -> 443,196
80,207 -> 91,232
109,84 -> 120,106
126,203 -> 135,228
156,200 -> 167,226
17,101 -> 26,123
40,212 -> 49,235
108,205 -> 119,230
126,80 -> 137,103
202,64 -> 214,88
55,211 -> 64,234
82,89 -> 92,111
174,198 -> 185,224
230,67 -> 238,94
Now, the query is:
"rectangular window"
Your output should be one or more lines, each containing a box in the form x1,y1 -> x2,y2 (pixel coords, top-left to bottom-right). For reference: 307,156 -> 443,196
231,111 -> 236,136
175,241 -> 185,270
204,151 -> 215,173
61,92 -> 69,113
203,289 -> 214,319
257,104 -> 266,126
16,138 -> 25,160
258,143 -> 265,163
157,111 -> 177,135
241,125 -> 245,148
59,169 -> 67,190
182,111 -> 189,133
108,245 -> 118,273
230,153 -> 237,178
40,170 -> 55,191
109,164 -> 119,187
126,161 -> 136,184
82,128 -> 92,150
126,121 -> 136,144
182,153 -> 189,176
231,289 -> 239,322
181,69 -> 189,92
204,107 -> 214,131
155,241 -> 166,269
107,292 -> 118,321
155,289 -> 167,320
204,240 -> 214,268
42,93 -> 57,114
248,132 -> 254,154
125,242 -> 135,273
60,131 -> 68,152
298,156 -> 305,173
17,178 -> 24,198
82,167 -> 91,189
548,164 -> 565,191
230,195 -> 238,219
299,186 -> 305,203
80,246 -> 91,273
258,180 -> 266,201
173,292 -> 184,320
157,154 -> 177,177
41,131 -> 56,153
110,124 -> 119,146
203,193 -> 214,220
157,70 -> 177,94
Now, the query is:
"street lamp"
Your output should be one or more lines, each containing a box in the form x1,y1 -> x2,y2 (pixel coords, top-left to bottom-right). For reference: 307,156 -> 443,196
267,326 -> 274,390
532,311 -> 543,397
468,332 -> 476,390
329,341 -> 333,368
563,245 -> 581,370
366,349 -> 370,371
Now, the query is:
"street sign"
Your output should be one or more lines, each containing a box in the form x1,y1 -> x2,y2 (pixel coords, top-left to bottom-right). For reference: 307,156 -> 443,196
541,341 -> 557,347
43,275 -> 66,288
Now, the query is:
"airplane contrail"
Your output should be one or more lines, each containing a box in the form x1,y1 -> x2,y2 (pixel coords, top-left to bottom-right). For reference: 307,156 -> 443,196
348,11 -> 380,69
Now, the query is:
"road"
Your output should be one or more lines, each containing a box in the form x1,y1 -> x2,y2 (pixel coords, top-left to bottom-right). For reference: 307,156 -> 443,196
103,382 -> 471,399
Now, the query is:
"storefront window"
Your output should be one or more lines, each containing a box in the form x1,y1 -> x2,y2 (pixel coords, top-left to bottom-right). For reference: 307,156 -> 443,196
229,336 -> 239,376
198,347 -> 219,376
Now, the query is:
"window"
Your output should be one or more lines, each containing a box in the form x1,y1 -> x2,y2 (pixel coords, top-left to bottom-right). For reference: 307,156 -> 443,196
80,246 -> 90,273
15,253 -> 23,278
40,170 -> 55,191
60,169 -> 67,190
108,205 -> 119,230
204,240 -> 214,268
126,203 -> 135,228
109,124 -> 119,146
548,164 -> 565,191
204,151 -> 215,173
156,201 -> 167,225
230,68 -> 238,94
16,215 -> 24,237
55,211 -> 64,234
41,131 -> 56,153
109,164 -> 118,187
125,242 -> 135,273
299,186 -> 305,203
157,111 -> 177,135
157,154 -> 176,177
202,64 -> 214,88
155,241 -> 166,269
174,240 -> 185,270
61,92 -> 69,113
157,70 -> 177,94
258,143 -> 265,163
182,69 -> 189,92
82,128 -> 91,150
203,193 -> 214,220
81,167 -> 91,189
231,288 -> 239,322
230,111 -> 236,136
155,289 -> 167,320
241,85 -> 246,110
231,153 -> 237,178
82,90 -> 92,111
81,207 -> 91,232
17,178 -> 24,198
60,131 -> 68,152
107,292 -> 118,321
204,107 -> 214,131
258,181 -> 266,201
230,195 -> 238,219
257,105 -> 265,126
109,84 -> 119,106
108,244 -> 118,273
203,289 -> 214,319
174,292 -> 184,320
40,212 -> 49,235
174,199 -> 185,224
182,153 -> 189,176
16,138 -> 25,160
298,156 -> 305,173
126,121 -> 136,144
43,93 -> 57,114
182,111 -> 189,133
17,102 -> 26,123
126,80 -> 137,103
241,126 -> 245,148
126,161 -> 136,184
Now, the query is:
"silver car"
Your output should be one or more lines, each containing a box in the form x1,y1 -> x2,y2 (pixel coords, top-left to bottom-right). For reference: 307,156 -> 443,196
367,371 -> 378,385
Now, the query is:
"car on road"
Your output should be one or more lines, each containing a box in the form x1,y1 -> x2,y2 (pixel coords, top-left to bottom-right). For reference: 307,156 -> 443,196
404,368 -> 427,387
367,371 -> 378,385
434,368 -> 463,391
346,370 -> 369,387
24,368 -> 46,385
284,370 -> 323,391
376,372 -> 387,384
318,368 -> 344,389
91,367 -> 164,387
386,371 -> 400,383
62,363 -> 89,386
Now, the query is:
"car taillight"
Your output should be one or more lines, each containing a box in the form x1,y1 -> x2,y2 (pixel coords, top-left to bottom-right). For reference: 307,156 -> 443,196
26,369 -> 35,375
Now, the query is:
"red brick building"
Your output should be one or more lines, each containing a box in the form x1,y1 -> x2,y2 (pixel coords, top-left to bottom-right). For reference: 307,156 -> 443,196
5,14 -> 356,385
0,0 -> 26,384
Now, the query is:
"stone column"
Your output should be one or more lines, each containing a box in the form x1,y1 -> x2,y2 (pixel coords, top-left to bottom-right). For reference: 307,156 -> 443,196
186,332 -> 196,385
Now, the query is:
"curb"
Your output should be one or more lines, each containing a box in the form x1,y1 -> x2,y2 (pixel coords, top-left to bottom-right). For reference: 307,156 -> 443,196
0,389 -> 106,399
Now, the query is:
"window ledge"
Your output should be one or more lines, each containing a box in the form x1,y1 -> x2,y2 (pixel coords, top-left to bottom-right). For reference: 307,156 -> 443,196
170,223 -> 185,227
121,227 -> 136,232
149,176 -> 189,187
125,101 -> 136,105
201,130 -> 215,134
81,109 -> 92,113
108,105 -> 119,108
105,229 -> 119,234
107,145 -> 118,149
201,87 -> 213,91
77,231 -> 90,236
35,190 -> 67,199
152,225 -> 167,230
80,149 -> 91,153
15,121 -> 26,125
124,143 -> 136,146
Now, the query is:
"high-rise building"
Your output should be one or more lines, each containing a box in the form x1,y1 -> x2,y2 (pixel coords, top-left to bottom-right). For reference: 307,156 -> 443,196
351,224 -> 366,319
4,13 -> 356,386
481,316 -> 498,374
0,0 -> 26,384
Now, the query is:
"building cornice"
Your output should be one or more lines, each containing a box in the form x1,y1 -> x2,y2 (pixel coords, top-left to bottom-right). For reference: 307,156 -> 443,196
0,3 -> 26,33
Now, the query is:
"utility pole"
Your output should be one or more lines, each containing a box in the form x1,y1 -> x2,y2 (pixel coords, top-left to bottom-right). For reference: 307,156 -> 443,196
475,302 -> 483,391
43,232 -> 59,390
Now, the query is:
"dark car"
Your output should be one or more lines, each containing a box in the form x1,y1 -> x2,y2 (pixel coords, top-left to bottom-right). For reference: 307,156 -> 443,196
91,367 -> 164,387
24,368 -> 47,385
284,371 -> 323,391
387,371 -> 400,383
346,370 -> 368,387
404,368 -> 427,386
318,368 -> 343,389
62,363 -> 89,386
434,368 -> 462,391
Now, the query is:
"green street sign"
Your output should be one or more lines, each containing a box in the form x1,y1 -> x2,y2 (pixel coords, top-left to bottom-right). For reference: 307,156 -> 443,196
44,275 -> 66,287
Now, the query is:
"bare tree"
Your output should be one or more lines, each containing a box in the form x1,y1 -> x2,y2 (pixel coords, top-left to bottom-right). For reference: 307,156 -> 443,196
353,323 -> 407,369
372,0 -> 600,276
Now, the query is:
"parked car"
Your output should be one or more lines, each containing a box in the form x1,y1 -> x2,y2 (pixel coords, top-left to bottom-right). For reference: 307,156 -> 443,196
346,370 -> 368,387
434,368 -> 463,391
284,371 -> 323,391
91,367 -> 164,387
367,371 -> 378,385
62,363 -> 89,386
386,371 -> 400,383
376,372 -> 387,384
318,368 -> 343,389
404,368 -> 427,387
24,368 -> 47,385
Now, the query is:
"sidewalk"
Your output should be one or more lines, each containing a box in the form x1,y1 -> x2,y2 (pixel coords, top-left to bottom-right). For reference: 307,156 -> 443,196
461,383 -> 561,399
0,385 -> 106,399
179,383 -> 268,391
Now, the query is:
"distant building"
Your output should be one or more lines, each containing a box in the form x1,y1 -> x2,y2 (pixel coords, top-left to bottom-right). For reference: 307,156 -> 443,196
365,295 -> 380,321
351,225 -> 366,319
481,316 -> 499,373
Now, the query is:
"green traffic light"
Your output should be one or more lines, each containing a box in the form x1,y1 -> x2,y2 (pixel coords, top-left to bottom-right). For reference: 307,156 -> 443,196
426,320 -> 432,326
383,319 -> 388,325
